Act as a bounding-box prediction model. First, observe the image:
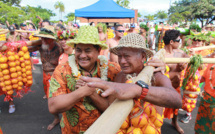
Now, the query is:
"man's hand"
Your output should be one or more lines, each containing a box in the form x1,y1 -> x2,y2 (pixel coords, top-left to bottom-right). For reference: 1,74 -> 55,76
176,62 -> 187,72
77,82 -> 96,97
75,79 -> 86,89
146,58 -> 166,74
80,76 -> 142,100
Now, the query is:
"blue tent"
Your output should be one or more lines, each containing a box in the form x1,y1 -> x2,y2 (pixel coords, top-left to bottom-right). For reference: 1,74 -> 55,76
75,0 -> 135,18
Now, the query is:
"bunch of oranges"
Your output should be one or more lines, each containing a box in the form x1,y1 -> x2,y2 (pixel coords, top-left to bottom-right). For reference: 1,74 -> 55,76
0,45 -> 33,99
107,29 -> 114,39
180,69 -> 200,113
117,101 -> 163,134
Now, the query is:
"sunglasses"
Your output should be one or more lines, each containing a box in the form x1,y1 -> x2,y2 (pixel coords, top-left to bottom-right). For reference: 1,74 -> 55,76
173,39 -> 181,42
116,30 -> 125,33
40,28 -> 54,35
193,39 -> 202,42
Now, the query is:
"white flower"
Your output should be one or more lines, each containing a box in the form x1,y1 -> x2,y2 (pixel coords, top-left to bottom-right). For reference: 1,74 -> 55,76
68,54 -> 79,77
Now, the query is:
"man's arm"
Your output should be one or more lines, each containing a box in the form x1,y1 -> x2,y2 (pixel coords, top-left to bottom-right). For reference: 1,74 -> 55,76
81,74 -> 182,109
89,92 -> 110,112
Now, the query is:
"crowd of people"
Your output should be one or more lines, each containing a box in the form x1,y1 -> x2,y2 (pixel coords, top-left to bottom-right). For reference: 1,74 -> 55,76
0,16 -> 215,134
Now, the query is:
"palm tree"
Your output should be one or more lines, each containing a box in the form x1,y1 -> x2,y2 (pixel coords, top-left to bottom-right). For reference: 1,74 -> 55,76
54,1 -> 65,20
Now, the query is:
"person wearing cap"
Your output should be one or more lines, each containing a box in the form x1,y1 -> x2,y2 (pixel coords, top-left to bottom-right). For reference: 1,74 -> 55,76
48,26 -> 121,133
19,23 -> 29,41
80,33 -> 182,132
127,23 -> 138,34
106,24 -> 124,63
6,25 -> 20,42
32,25 -> 64,130
162,30 -> 188,134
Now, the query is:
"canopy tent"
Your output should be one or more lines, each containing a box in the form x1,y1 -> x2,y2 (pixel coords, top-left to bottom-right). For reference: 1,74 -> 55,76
75,0 -> 135,18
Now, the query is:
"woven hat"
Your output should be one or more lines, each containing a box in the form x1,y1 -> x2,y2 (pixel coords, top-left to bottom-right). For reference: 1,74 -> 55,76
34,26 -> 56,40
66,26 -> 107,50
110,33 -> 154,58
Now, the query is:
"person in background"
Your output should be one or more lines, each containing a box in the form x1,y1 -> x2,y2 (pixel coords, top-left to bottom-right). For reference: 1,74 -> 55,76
127,23 -> 137,34
19,23 -> 29,41
6,26 -> 20,42
90,22 -> 95,26
59,20 -> 63,25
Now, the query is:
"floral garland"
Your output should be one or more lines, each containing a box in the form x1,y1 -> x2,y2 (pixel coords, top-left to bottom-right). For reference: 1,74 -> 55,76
70,30 -> 77,39
56,30 -> 70,39
68,55 -> 108,94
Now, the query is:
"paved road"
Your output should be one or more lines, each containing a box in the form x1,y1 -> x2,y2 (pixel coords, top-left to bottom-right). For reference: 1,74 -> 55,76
0,65 -> 199,134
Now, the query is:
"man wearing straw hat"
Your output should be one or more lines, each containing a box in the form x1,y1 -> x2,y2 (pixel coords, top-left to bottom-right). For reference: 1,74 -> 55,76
80,33 -> 182,132
32,25 -> 63,130
48,26 -> 171,133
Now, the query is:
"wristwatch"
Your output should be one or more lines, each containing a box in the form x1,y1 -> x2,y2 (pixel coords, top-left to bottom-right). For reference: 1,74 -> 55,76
135,80 -> 149,99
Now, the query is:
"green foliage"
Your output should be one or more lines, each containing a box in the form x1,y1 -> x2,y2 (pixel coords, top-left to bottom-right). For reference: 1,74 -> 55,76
54,1 -> 65,20
139,24 -> 149,31
0,2 -> 55,26
189,23 -> 201,32
154,10 -> 168,20
138,12 -> 142,18
116,0 -> 130,8
185,32 -> 211,42
144,14 -> 154,21
168,12 -> 185,24
0,0 -> 21,6
66,12 -> 75,22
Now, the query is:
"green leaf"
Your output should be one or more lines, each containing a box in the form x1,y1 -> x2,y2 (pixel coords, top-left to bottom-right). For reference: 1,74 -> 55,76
83,97 -> 96,112
49,78 -> 61,97
60,117 -> 65,128
66,107 -> 79,127
66,74 -> 76,91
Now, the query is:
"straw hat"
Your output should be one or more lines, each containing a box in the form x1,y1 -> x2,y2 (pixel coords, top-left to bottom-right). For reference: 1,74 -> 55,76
66,26 -> 107,50
34,26 -> 56,40
110,33 -> 154,58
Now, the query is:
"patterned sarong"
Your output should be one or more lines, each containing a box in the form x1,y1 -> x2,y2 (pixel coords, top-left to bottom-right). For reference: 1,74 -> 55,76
43,72 -> 51,98
195,91 -> 215,134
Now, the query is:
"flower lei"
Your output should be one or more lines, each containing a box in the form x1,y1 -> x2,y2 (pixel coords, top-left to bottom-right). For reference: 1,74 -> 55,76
68,55 -> 108,94
56,30 -> 70,39
70,30 -> 77,39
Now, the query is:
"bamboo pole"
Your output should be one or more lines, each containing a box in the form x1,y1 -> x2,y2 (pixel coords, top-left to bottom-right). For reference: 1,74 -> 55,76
85,49 -> 166,134
165,58 -> 215,64
191,45 -> 215,51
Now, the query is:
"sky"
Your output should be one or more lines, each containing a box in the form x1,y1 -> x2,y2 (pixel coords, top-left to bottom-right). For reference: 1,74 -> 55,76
20,0 -> 177,21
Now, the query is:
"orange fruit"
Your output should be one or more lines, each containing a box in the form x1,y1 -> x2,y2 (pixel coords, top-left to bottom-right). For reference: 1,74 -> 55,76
10,67 -> 17,73
6,85 -> 12,91
150,113 -> 163,128
11,73 -> 18,78
2,87 -> 6,92
23,78 -> 27,83
0,72 -> 3,77
18,76 -> 22,81
27,75 -> 32,80
8,62 -> 16,67
11,79 -> 18,84
1,63 -> 8,69
18,81 -> 23,86
3,75 -> 10,80
21,63 -> 26,68
0,77 -> 3,81
18,51 -> 24,57
12,84 -> 18,89
7,90 -> 14,95
21,46 -> 28,52
19,57 -> 25,62
131,112 -> 148,128
25,60 -> 31,65
2,69 -> 9,75
127,127 -> 142,134
116,129 -> 126,134
15,55 -> 19,60
26,65 -> 31,70
22,73 -> 27,78
27,80 -> 33,86
0,57 -> 7,63
4,80 -> 11,86
142,124 -> 158,134
15,61 -> 20,66
8,56 -> 15,61
22,68 -> 26,73
17,71 -> 22,76
17,86 -> 22,90
16,66 -> 22,71
24,54 -> 30,60
120,116 -> 129,129
26,70 -> 32,76
144,102 -> 156,117
7,51 -> 15,56
0,82 -> 5,87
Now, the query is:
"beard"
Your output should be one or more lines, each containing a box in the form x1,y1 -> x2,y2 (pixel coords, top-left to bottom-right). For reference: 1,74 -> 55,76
41,44 -> 49,50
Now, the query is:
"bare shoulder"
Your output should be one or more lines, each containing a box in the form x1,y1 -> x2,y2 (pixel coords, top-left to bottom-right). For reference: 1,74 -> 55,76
153,72 -> 172,87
